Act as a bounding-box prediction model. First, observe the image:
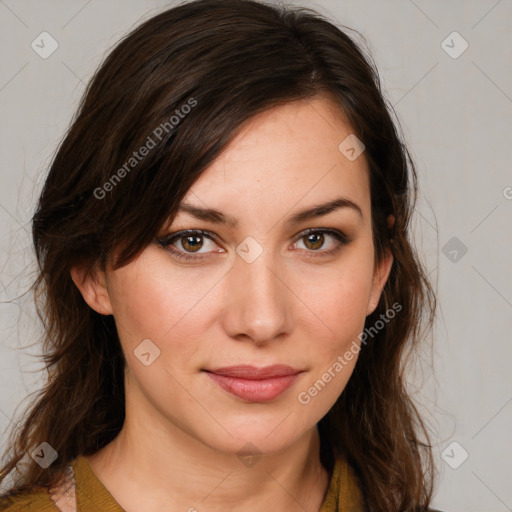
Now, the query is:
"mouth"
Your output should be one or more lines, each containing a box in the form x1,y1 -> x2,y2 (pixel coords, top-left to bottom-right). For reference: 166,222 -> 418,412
203,365 -> 303,403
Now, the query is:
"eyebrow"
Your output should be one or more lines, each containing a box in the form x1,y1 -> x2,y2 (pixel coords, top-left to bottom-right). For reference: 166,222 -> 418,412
176,196 -> 363,229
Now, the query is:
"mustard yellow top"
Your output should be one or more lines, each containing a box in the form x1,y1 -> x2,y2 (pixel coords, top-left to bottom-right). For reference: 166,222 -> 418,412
0,454 -> 365,511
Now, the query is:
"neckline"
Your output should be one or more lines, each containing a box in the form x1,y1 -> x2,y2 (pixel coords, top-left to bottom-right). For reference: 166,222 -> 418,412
73,453 -> 347,511
72,455 -> 125,511
319,454 -> 342,511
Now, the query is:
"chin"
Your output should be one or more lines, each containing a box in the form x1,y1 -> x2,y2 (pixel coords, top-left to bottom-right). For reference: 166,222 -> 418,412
194,418 -> 313,458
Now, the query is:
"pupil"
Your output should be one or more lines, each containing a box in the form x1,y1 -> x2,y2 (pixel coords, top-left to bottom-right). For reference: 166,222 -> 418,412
306,233 -> 323,249
184,235 -> 202,252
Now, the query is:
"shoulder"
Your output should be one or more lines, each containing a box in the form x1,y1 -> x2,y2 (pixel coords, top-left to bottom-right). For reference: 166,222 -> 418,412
0,487 -> 59,511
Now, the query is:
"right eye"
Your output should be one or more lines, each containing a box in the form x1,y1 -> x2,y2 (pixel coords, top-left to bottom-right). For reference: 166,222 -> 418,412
156,229 -> 223,262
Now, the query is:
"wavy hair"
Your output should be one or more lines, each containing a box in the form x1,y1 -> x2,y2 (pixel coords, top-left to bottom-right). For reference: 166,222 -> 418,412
0,1 -> 437,510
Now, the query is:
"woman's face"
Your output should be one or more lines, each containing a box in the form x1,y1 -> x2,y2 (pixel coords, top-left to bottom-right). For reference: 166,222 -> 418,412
73,95 -> 393,457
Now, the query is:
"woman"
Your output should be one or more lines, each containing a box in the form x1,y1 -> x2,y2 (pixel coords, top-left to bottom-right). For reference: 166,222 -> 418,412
0,0 -> 439,510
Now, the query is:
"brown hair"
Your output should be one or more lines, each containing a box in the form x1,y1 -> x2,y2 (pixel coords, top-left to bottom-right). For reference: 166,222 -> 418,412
0,1 -> 437,510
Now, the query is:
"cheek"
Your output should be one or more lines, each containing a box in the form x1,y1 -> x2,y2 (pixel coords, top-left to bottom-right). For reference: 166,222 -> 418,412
107,253 -> 219,367
298,254 -> 374,334
110,251 -> 206,327
293,255 -> 374,395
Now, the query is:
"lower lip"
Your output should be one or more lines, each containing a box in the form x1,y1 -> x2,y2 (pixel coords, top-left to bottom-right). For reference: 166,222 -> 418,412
205,372 -> 301,402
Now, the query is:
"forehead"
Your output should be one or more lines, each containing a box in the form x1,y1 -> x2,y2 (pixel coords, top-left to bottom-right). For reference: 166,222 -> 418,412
180,95 -> 371,226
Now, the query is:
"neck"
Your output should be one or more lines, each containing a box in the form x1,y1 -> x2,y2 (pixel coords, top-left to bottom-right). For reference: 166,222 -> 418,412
86,383 -> 330,511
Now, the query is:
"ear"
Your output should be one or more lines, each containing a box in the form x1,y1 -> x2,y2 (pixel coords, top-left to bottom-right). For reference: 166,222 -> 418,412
366,215 -> 395,316
70,263 -> 113,315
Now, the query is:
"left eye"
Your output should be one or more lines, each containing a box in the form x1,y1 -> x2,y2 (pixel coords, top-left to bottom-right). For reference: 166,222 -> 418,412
292,229 -> 344,252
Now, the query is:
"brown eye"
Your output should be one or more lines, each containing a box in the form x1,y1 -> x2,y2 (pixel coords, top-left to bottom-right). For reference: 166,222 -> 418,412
303,232 -> 325,250
180,234 -> 204,252
157,228 -> 349,263
292,228 -> 350,257
156,229 -> 221,262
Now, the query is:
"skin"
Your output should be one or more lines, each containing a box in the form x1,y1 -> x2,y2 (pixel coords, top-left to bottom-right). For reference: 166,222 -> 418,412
71,94 -> 394,512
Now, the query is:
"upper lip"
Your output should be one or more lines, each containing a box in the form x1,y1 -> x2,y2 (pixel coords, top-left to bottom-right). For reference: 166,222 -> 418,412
205,365 -> 302,380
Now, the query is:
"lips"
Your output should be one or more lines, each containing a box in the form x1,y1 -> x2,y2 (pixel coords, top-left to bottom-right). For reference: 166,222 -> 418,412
207,364 -> 301,379
204,365 -> 303,402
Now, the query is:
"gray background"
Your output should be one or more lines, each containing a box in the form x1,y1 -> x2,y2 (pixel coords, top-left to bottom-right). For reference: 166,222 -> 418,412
1,1 -> 511,510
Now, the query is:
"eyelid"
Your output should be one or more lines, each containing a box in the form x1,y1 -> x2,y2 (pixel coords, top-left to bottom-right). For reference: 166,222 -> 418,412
156,227 -> 350,260
291,227 -> 350,244
156,229 -> 222,262
157,229 -> 219,245
158,228 -> 348,245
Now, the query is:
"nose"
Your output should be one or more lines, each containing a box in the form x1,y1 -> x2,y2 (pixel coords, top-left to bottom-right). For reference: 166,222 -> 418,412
221,250 -> 293,345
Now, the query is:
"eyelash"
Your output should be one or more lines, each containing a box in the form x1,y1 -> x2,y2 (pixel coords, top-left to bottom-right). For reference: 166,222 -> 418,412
156,228 -> 350,262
